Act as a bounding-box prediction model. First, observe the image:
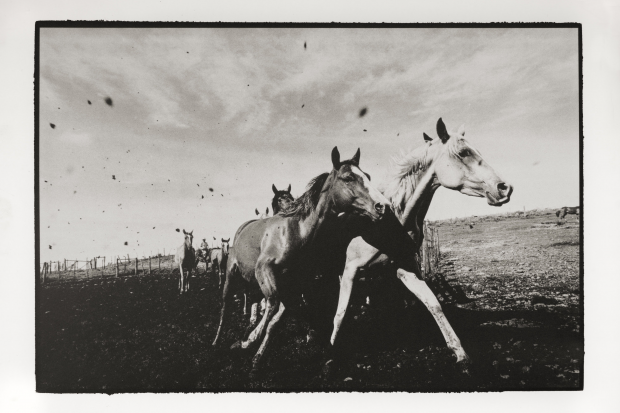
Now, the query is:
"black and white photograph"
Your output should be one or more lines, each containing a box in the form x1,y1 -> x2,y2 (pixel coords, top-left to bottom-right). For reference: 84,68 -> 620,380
34,23 -> 583,393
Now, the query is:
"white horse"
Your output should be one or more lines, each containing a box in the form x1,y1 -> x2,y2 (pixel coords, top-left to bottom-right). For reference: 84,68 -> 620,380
329,118 -> 513,366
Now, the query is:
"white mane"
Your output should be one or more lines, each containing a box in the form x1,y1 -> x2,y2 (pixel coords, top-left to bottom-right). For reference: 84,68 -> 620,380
382,143 -> 432,215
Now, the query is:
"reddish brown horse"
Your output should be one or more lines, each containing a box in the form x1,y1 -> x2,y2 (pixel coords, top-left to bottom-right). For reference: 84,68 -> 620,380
175,229 -> 195,294
212,147 -> 418,377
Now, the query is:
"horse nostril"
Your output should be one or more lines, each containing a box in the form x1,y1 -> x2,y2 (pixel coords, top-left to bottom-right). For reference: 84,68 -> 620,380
497,182 -> 513,198
375,202 -> 385,215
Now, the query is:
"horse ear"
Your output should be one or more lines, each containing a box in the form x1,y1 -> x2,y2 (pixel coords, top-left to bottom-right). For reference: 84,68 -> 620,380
189,230 -> 193,235
351,148 -> 361,165
437,118 -> 450,143
183,229 -> 187,235
423,132 -> 433,142
287,184 -> 291,193
225,238 -> 230,242
255,208 -> 259,215
221,238 -> 224,242
331,146 -> 340,168
457,124 -> 465,136
272,184 -> 278,194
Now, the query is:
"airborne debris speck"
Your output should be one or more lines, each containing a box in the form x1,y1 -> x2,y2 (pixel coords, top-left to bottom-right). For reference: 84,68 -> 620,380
363,129 -> 367,132
209,188 -> 214,192
359,107 -> 368,117
88,100 -> 92,105
304,41 -> 307,49
104,97 -> 113,107
50,123 -> 56,129
112,175 -> 116,180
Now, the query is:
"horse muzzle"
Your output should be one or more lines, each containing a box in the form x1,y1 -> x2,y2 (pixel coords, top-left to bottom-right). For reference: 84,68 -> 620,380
485,182 -> 513,206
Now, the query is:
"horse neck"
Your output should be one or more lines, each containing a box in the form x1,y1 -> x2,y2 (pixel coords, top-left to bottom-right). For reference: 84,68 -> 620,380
184,238 -> 192,250
296,185 -> 339,246
386,159 -> 439,247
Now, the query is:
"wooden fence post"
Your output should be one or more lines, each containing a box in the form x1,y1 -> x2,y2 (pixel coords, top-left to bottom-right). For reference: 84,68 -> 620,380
135,258 -> 138,276
158,255 -> 161,272
149,256 -> 152,275
116,258 -> 119,277
41,262 -> 47,284
73,260 -> 77,278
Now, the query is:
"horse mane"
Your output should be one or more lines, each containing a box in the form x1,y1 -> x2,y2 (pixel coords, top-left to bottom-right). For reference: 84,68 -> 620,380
280,172 -> 330,219
382,143 -> 432,215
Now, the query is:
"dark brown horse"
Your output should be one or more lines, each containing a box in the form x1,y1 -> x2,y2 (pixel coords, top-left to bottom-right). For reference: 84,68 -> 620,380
174,229 -> 195,294
212,147 -> 418,377
556,206 -> 579,220
271,184 -> 294,214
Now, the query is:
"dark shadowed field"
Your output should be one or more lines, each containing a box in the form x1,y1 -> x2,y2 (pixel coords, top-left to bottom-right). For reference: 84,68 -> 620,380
36,213 -> 582,392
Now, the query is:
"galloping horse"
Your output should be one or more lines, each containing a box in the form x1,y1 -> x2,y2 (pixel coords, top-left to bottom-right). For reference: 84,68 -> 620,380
209,239 -> 230,288
328,118 -> 513,368
212,147 -> 418,376
175,229 -> 195,294
556,206 -> 579,220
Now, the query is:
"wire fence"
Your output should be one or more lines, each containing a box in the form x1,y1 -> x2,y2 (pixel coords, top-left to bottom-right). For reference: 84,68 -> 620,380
39,251 -> 212,285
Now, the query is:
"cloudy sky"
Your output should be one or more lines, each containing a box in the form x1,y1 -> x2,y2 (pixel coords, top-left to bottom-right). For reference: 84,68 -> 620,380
39,27 -> 579,262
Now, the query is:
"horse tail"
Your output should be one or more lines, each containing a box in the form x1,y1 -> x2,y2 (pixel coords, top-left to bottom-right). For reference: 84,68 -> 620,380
212,261 -> 238,347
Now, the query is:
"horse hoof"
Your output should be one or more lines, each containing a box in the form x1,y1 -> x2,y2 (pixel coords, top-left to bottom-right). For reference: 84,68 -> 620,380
322,359 -> 338,380
248,368 -> 260,380
457,354 -> 473,375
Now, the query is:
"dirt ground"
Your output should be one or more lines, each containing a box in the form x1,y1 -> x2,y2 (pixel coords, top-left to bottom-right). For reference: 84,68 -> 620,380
36,213 -> 582,392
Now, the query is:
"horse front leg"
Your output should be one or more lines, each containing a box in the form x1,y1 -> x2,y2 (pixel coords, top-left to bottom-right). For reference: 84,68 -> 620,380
396,268 -> 470,364
330,261 -> 360,345
178,263 -> 184,295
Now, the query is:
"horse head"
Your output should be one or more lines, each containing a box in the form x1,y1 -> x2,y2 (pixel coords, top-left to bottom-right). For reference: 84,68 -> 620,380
427,118 -> 513,206
221,238 -> 230,254
328,147 -> 389,222
182,229 -> 194,247
272,184 -> 294,214
255,207 -> 270,219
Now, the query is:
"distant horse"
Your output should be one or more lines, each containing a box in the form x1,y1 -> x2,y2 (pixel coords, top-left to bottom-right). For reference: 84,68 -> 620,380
557,206 -> 579,220
209,238 -> 230,288
271,184 -> 294,214
328,118 -> 513,369
213,147 -> 418,377
255,207 -> 270,219
175,229 -> 195,294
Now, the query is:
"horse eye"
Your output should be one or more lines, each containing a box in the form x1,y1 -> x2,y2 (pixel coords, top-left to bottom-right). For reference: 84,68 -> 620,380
459,149 -> 470,157
342,174 -> 355,181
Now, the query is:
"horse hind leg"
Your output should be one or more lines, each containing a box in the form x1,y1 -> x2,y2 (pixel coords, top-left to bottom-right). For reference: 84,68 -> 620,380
186,267 -> 191,293
250,300 -> 286,378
